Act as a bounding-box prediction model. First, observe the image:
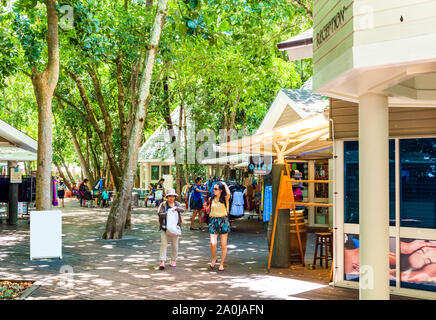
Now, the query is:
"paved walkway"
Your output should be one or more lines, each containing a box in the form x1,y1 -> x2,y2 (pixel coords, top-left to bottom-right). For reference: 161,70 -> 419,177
0,198 -> 408,300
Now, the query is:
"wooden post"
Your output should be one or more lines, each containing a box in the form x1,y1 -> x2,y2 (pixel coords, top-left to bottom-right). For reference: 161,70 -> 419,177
8,161 -> 18,226
269,164 -> 290,268
267,159 -> 334,270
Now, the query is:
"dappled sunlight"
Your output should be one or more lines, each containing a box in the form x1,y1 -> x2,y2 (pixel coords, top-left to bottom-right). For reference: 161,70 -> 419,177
228,275 -> 326,300
0,198 -> 338,300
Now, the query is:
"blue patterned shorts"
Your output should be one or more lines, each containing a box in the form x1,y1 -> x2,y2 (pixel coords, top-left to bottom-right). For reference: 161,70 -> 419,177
209,216 -> 231,235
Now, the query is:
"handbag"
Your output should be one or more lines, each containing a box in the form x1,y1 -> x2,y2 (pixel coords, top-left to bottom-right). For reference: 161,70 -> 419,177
203,198 -> 211,224
166,207 -> 182,237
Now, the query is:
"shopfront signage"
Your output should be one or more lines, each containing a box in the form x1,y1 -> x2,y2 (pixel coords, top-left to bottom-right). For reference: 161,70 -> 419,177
10,167 -> 22,184
248,155 -> 272,175
315,6 -> 348,48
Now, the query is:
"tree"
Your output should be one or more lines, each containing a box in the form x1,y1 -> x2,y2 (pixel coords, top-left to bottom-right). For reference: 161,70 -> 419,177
10,0 -> 60,210
102,0 -> 169,239
148,0 -> 311,180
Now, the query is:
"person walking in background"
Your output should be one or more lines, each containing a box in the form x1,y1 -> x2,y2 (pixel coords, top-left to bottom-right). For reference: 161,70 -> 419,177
209,181 -> 231,271
57,179 -> 67,208
79,179 -> 90,208
157,188 -> 185,270
155,178 -> 165,207
101,188 -> 110,207
72,183 -> 79,200
190,177 -> 208,230
145,183 -> 155,207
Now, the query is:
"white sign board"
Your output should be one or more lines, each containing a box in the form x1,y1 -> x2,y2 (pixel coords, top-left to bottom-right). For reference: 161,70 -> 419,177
30,210 -> 62,260
163,174 -> 174,191
10,167 -> 22,183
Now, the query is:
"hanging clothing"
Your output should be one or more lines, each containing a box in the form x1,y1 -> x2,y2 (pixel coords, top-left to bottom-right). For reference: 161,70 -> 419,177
230,189 -> 246,217
263,185 -> 273,223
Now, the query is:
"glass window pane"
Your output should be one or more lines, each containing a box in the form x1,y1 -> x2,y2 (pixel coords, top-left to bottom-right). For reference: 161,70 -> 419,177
315,160 -> 329,198
344,141 -> 359,224
151,166 -> 160,181
161,166 -> 169,176
344,140 -> 395,225
400,138 -> 436,229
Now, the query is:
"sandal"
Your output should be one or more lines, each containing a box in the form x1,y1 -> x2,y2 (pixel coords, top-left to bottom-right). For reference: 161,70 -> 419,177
159,262 -> 165,270
218,265 -> 225,271
210,258 -> 217,269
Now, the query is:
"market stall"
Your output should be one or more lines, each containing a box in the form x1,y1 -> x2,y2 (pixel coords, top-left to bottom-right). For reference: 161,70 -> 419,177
218,113 -> 333,228
0,120 -> 37,225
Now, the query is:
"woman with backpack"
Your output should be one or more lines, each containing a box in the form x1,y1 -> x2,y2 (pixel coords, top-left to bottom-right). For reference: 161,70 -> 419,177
157,188 -> 185,270
209,181 -> 231,271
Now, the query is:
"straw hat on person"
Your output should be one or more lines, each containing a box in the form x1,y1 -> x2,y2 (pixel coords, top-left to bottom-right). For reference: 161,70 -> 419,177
165,188 -> 178,197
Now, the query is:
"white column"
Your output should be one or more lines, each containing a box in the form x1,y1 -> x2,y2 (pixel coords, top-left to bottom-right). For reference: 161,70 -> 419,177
359,93 -> 390,300
144,163 -> 151,188
328,158 -> 333,228
139,163 -> 144,189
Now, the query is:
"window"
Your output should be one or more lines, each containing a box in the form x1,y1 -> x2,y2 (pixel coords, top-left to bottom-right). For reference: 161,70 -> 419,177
161,165 -> 170,176
151,166 -> 160,181
400,138 -> 436,229
344,140 -> 396,225
315,160 -> 329,198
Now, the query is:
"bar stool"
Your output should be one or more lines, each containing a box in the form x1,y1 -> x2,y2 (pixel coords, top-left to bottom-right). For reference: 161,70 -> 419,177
313,232 -> 333,268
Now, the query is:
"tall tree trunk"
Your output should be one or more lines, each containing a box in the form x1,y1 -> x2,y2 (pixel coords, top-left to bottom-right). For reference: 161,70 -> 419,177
182,101 -> 189,187
70,131 -> 95,187
89,134 -> 101,181
55,162 -> 72,190
103,0 -> 169,239
65,69 -> 122,190
221,94 -> 240,180
161,76 -> 184,198
32,0 -> 59,211
60,156 -> 75,183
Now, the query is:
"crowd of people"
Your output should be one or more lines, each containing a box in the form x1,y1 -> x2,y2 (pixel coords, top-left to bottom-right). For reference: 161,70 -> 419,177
58,174 -> 234,272
55,177 -> 112,208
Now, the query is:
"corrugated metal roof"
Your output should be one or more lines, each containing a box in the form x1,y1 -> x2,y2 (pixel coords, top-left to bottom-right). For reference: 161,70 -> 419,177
138,106 -> 194,161
277,28 -> 313,50
280,87 -> 328,118
0,119 -> 37,153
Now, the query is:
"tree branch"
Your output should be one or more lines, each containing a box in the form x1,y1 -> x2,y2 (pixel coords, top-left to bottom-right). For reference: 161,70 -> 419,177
86,64 -> 113,138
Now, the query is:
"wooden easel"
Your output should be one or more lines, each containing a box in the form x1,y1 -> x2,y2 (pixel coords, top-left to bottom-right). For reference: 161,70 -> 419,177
267,162 -> 333,270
